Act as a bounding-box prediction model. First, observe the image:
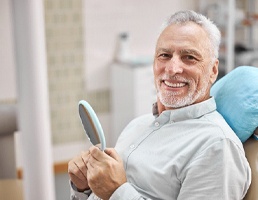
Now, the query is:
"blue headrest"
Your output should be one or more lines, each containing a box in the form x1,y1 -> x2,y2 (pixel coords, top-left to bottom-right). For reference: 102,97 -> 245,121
211,66 -> 258,143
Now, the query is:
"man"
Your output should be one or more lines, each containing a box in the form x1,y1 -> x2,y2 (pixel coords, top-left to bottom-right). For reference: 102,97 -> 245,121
68,10 -> 251,200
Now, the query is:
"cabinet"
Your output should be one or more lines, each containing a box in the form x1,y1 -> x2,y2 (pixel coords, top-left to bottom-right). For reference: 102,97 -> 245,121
110,62 -> 156,146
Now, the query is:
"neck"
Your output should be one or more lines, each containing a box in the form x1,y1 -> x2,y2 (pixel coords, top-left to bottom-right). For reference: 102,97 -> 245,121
157,99 -> 166,115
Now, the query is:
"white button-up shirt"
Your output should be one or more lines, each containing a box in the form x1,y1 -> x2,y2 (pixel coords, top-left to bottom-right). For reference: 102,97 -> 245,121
71,97 -> 251,200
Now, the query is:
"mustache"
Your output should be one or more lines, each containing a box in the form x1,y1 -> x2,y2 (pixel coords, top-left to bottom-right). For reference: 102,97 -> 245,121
159,74 -> 191,83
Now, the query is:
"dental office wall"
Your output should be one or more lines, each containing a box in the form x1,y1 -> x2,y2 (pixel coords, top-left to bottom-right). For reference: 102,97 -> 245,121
1,0 -> 197,199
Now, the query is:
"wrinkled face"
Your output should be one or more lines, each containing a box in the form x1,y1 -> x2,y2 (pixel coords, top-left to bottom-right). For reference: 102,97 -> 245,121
153,22 -> 218,110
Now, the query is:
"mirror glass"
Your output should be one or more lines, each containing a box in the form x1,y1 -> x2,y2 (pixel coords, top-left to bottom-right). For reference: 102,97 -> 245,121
78,100 -> 106,150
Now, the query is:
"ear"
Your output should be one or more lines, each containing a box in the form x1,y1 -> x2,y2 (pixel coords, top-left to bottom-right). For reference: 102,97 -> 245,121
210,59 -> 219,84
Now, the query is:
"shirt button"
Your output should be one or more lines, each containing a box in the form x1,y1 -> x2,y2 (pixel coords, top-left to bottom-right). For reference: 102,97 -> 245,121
155,122 -> 160,127
170,120 -> 174,124
130,144 -> 135,149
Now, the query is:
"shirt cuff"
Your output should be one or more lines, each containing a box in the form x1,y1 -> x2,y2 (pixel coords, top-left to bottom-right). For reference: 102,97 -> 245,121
110,182 -> 141,200
70,180 -> 92,199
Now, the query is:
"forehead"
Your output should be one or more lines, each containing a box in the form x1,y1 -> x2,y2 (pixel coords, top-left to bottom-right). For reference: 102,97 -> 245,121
156,22 -> 211,52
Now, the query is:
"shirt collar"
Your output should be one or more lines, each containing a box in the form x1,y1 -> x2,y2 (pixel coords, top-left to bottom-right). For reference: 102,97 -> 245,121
152,97 -> 216,122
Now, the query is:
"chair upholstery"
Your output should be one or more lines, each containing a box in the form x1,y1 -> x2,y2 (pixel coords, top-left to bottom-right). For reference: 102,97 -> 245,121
211,66 -> 258,143
243,128 -> 258,200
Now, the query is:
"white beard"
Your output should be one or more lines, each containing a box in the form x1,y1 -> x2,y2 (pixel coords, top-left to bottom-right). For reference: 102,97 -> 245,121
157,75 -> 210,108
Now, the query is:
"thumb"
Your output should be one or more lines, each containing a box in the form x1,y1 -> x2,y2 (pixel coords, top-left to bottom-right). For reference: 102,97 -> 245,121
104,148 -> 121,161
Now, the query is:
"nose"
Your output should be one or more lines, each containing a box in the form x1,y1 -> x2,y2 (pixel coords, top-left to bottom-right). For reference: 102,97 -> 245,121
165,56 -> 183,75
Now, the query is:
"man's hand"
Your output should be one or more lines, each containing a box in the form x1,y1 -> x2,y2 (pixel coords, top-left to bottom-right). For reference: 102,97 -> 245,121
87,146 -> 127,200
68,150 -> 90,192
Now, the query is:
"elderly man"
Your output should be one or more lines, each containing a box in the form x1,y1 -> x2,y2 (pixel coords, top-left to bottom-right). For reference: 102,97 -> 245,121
68,10 -> 251,200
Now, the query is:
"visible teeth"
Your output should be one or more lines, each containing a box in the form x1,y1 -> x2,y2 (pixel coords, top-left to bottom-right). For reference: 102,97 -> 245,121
164,81 -> 186,88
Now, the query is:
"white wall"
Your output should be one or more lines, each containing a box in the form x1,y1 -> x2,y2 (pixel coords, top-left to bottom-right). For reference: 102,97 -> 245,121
0,0 -> 17,101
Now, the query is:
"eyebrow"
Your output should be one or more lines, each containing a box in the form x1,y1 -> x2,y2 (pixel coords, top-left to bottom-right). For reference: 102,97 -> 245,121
180,49 -> 202,58
156,48 -> 202,57
156,48 -> 171,54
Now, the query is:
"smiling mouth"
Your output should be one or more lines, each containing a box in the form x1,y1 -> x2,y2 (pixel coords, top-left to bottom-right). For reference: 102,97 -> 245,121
163,80 -> 187,88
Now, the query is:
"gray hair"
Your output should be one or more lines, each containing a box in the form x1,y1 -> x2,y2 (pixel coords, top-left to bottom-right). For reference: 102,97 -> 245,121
161,10 -> 221,59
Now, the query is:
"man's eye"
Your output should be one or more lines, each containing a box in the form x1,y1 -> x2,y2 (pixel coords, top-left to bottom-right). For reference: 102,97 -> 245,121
159,53 -> 171,58
181,55 -> 198,64
183,55 -> 195,60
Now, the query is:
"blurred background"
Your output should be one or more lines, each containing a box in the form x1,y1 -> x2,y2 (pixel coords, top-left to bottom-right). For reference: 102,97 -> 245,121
0,0 -> 257,199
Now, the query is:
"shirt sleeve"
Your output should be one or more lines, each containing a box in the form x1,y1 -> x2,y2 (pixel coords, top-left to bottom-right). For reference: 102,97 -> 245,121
70,181 -> 91,200
110,183 -> 152,200
70,181 -> 152,200
177,138 -> 251,200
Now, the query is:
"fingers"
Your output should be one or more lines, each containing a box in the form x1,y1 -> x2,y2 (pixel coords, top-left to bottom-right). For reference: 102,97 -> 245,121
89,146 -> 118,161
86,147 -> 126,200
69,173 -> 88,190
68,158 -> 85,181
88,146 -> 105,161
68,151 -> 90,189
86,147 -> 122,175
87,148 -> 101,169
104,148 -> 121,161
86,146 -> 108,175
81,151 -> 90,166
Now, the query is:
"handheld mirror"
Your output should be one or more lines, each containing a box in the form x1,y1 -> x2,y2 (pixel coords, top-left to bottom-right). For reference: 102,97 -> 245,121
78,100 -> 106,151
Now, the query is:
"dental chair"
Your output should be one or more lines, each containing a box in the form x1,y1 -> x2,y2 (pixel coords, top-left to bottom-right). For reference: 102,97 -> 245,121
211,66 -> 258,199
